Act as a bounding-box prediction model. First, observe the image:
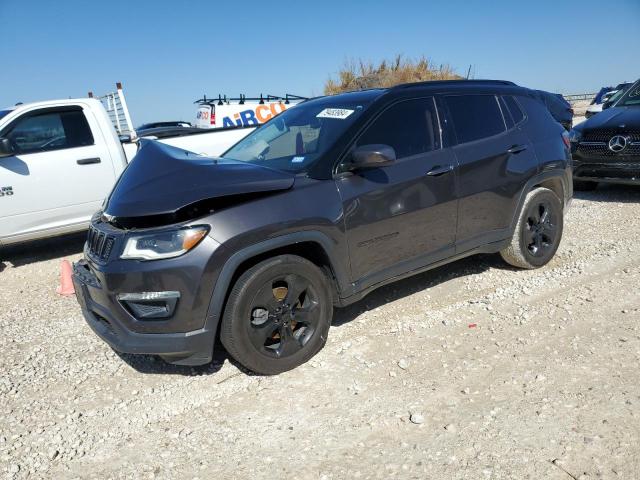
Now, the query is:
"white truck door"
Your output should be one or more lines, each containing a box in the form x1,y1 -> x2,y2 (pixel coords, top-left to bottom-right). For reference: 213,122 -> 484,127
0,105 -> 116,242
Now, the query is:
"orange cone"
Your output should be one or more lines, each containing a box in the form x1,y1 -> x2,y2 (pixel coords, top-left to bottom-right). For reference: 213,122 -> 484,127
56,259 -> 75,296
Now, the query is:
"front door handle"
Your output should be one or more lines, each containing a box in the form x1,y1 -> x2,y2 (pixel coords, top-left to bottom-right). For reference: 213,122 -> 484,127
425,164 -> 454,177
77,157 -> 101,165
507,144 -> 528,155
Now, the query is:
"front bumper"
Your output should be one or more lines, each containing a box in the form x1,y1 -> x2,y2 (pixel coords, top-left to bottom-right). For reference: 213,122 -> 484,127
572,138 -> 640,185
573,159 -> 640,185
74,264 -> 214,365
72,228 -> 223,366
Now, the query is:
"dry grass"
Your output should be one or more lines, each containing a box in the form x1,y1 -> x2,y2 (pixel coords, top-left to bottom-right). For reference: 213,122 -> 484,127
324,55 -> 462,95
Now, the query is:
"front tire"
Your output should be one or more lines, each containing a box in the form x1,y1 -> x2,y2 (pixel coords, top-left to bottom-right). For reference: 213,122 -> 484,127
220,255 -> 333,375
500,187 -> 563,269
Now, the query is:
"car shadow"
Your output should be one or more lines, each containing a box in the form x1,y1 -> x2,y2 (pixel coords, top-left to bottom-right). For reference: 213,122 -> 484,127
115,343 -> 235,377
0,231 -> 87,270
574,183 -> 639,203
332,253 -> 503,327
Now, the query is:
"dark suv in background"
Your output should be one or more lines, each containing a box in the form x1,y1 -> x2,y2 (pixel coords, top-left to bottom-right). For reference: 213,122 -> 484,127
73,80 -> 572,375
570,78 -> 640,190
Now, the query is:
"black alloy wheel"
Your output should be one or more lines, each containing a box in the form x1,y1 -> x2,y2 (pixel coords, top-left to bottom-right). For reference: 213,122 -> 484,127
220,255 -> 332,375
523,200 -> 558,258
248,274 -> 321,358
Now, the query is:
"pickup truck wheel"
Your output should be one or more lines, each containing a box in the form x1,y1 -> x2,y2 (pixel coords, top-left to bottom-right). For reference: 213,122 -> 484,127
573,180 -> 597,191
500,187 -> 563,269
220,255 -> 333,375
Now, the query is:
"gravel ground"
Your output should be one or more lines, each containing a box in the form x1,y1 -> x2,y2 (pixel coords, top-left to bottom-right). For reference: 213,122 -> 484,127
1,185 -> 639,480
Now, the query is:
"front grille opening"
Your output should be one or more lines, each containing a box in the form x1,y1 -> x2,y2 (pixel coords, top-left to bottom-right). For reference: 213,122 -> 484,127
87,226 -> 116,261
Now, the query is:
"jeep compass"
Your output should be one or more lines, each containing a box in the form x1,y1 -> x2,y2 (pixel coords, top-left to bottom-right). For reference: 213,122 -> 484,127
73,80 -> 572,375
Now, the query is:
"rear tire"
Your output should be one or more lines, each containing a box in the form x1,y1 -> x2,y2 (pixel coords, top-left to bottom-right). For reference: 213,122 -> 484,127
220,255 -> 333,375
500,187 -> 563,269
573,180 -> 597,191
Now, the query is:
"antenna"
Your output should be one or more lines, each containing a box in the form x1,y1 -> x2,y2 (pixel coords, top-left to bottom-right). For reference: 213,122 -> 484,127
466,65 -> 472,80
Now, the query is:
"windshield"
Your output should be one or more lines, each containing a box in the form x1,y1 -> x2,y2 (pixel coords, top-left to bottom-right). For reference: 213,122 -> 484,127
606,87 -> 628,106
0,109 -> 13,120
221,100 -> 369,172
616,80 -> 640,107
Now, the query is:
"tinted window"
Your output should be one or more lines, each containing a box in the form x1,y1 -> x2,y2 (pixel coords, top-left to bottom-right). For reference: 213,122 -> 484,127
0,109 -> 13,121
445,95 -> 505,144
4,109 -> 94,154
356,98 -> 440,159
503,96 -> 525,124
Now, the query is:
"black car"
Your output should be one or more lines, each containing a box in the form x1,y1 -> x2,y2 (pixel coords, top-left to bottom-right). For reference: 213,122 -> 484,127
531,90 -> 573,131
570,78 -> 640,190
73,80 -> 572,375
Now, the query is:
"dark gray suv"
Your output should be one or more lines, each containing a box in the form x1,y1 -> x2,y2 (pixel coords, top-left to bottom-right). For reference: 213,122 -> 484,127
73,80 -> 572,375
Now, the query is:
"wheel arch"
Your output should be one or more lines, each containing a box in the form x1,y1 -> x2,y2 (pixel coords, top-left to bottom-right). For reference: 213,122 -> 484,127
509,169 -> 571,235
204,231 -> 349,341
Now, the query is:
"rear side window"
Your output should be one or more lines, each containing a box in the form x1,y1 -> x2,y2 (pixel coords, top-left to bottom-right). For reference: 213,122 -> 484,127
445,95 -> 506,144
503,96 -> 525,125
3,109 -> 94,155
356,98 -> 440,159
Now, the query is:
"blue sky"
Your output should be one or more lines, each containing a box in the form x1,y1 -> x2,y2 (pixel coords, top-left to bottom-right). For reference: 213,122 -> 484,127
1,0 -> 639,124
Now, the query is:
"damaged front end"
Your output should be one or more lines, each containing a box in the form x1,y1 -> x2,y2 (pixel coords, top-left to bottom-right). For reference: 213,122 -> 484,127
72,140 -> 296,366
103,139 -> 295,228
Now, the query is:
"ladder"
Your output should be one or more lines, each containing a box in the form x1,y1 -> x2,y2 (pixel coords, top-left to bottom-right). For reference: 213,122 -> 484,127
89,82 -> 135,136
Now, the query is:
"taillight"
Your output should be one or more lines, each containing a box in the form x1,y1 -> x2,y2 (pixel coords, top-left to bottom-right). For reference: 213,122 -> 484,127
562,131 -> 571,149
210,113 -> 215,126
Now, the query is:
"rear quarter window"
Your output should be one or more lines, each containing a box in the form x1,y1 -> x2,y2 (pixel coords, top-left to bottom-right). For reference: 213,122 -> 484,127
445,95 -> 506,144
503,96 -> 525,125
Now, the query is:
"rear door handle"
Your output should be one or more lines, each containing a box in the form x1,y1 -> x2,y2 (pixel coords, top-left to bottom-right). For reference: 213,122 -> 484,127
77,157 -> 101,165
425,164 -> 454,177
507,145 -> 528,155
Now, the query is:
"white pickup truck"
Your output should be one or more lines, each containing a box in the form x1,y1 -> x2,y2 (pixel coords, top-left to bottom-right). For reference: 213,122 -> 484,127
0,98 -> 257,246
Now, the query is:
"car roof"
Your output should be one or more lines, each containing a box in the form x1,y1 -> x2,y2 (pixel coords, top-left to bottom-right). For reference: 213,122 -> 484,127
307,80 -> 522,105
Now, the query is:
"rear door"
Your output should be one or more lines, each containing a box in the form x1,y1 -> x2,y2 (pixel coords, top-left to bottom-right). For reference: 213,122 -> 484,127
0,105 -> 116,241
336,97 -> 458,287
442,94 -> 538,252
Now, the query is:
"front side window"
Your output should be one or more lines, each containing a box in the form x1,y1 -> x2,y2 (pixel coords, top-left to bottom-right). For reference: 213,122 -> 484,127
3,109 -> 94,155
222,100 -> 371,172
445,95 -> 506,144
356,98 -> 440,159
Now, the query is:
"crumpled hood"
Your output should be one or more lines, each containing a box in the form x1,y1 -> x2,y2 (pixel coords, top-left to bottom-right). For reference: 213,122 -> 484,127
579,106 -> 640,131
105,140 -> 295,218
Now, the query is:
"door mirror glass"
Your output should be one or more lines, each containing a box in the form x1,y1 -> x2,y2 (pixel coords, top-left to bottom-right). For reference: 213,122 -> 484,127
349,144 -> 396,170
0,137 -> 14,158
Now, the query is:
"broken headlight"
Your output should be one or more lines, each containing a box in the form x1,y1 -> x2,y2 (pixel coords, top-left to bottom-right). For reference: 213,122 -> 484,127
121,226 -> 209,261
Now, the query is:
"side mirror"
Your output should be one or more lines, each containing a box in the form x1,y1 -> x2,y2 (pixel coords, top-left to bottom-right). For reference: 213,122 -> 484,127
349,144 -> 396,170
0,138 -> 14,158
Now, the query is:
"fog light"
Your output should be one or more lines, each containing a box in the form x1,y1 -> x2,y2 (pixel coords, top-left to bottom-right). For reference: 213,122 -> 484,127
117,291 -> 180,319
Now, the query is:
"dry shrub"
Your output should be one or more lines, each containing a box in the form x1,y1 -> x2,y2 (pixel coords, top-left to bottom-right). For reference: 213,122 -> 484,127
324,55 -> 462,95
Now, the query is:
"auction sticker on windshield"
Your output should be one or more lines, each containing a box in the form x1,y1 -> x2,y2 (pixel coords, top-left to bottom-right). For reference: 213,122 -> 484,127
317,108 -> 354,119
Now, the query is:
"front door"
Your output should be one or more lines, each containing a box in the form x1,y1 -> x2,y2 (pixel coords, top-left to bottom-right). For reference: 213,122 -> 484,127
0,106 -> 116,241
336,97 -> 458,287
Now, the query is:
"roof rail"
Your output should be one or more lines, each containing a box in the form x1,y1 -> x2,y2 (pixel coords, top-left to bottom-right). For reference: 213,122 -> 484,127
194,93 -> 308,106
391,79 -> 517,90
